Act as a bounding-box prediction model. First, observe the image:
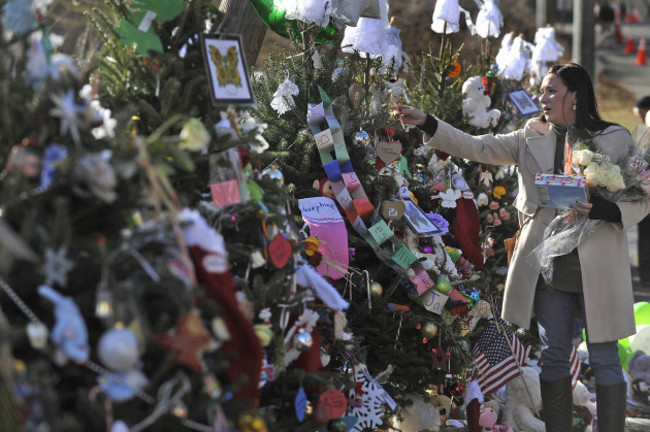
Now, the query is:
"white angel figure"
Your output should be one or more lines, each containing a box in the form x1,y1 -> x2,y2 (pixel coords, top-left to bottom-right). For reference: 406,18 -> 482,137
532,25 -> 564,63
341,0 -> 389,56
498,34 -> 534,81
431,0 -> 460,33
475,0 -> 503,38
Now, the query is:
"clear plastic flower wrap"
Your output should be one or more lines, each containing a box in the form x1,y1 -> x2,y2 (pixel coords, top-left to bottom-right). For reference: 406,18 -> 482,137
528,125 -> 650,283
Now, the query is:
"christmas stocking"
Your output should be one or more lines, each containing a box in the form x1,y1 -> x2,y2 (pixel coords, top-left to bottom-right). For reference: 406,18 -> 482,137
454,196 -> 485,270
180,209 -> 263,406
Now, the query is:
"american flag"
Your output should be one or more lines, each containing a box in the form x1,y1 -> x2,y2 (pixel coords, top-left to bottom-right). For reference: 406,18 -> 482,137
570,345 -> 581,389
472,317 -> 527,396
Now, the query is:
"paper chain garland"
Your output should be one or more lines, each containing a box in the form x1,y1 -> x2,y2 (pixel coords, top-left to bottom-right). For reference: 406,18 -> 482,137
306,85 -> 435,296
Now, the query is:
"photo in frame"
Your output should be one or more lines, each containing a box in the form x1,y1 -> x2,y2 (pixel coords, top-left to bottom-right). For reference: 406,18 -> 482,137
507,89 -> 540,116
200,33 -> 255,106
401,199 -> 444,236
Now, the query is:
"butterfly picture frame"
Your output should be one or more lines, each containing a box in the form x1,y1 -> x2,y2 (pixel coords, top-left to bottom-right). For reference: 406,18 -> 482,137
201,34 -> 255,106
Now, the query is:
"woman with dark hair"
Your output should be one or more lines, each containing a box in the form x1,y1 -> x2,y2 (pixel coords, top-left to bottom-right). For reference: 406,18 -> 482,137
397,63 -> 650,431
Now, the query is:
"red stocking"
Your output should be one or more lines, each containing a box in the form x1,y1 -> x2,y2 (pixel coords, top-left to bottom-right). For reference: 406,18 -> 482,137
454,197 -> 484,270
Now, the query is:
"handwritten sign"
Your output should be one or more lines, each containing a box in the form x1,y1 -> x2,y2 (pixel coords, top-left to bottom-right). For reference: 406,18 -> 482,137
315,129 -> 334,152
298,197 -> 342,222
411,267 -> 435,295
421,289 -> 449,315
342,172 -> 361,192
269,235 -> 292,268
376,140 -> 402,165
368,220 -> 393,245
318,388 -> 347,419
391,245 -> 417,269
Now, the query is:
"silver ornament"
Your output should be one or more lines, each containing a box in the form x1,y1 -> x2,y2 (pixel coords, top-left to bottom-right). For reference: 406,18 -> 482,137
293,328 -> 313,352
352,130 -> 371,148
262,165 -> 284,185
97,328 -> 140,372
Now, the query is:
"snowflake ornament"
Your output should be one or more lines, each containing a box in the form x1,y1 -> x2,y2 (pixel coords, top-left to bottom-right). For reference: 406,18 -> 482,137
49,90 -> 86,145
43,246 -> 75,287
348,363 -> 386,431
439,188 -> 461,208
270,73 -> 299,117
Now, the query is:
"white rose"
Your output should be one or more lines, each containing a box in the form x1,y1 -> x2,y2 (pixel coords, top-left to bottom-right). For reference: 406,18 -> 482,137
180,118 -> 210,152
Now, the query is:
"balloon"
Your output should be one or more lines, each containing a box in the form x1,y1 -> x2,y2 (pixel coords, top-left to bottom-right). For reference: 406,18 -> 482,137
249,0 -> 337,44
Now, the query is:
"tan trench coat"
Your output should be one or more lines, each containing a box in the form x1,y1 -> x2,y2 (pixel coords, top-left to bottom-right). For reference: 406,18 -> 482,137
425,118 -> 650,343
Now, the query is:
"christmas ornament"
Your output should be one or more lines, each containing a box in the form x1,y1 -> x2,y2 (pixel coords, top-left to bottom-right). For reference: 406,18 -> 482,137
270,73 -> 299,116
2,0 -> 37,36
236,413 -> 268,432
448,60 -> 462,78
42,246 -> 74,288
38,285 -> 89,363
26,322 -> 49,349
352,130 -> 371,148
348,363 -> 386,431
295,386 -> 307,421
97,328 -> 140,372
318,388 -> 347,420
179,118 -> 210,153
439,188 -> 461,208
48,90 -> 86,145
369,281 -> 383,297
253,323 -> 274,347
73,152 -> 118,203
293,328 -> 314,352
430,347 -> 452,371
434,276 -> 451,295
380,200 -> 405,220
268,234 -> 292,268
422,322 -> 439,339
261,164 -> 284,185
475,0 -> 503,38
249,0 -> 337,43
151,310 -> 212,372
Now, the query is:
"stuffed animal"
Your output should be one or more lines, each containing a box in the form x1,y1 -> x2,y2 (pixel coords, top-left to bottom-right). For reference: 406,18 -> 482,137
431,393 -> 453,426
502,366 -> 545,432
394,393 -> 441,432
628,349 -> 650,403
461,76 -> 500,129
572,380 -> 595,432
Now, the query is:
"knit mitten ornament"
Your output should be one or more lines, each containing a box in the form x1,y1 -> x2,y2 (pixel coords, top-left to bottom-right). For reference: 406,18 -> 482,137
453,196 -> 485,269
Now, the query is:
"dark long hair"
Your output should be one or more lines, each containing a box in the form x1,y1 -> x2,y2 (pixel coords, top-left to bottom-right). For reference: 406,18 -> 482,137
543,63 -> 614,133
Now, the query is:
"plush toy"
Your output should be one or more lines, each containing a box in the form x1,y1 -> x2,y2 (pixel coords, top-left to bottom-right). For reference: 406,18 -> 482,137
572,380 -> 595,432
502,366 -> 545,432
628,349 -> 650,403
461,76 -> 500,129
394,393 -> 441,432
431,393 -> 453,426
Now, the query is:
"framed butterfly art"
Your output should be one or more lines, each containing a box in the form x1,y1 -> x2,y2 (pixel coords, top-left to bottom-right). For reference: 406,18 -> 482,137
201,34 -> 255,106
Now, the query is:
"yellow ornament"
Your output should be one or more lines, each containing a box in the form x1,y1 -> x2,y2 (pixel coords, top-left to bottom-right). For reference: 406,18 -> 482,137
422,322 -> 439,339
369,281 -> 383,297
253,324 -> 274,347
236,413 -> 268,432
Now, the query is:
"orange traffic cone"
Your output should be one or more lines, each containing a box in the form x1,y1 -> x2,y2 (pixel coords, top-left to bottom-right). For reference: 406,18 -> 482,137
636,36 -> 647,66
625,37 -> 635,54
615,22 -> 623,44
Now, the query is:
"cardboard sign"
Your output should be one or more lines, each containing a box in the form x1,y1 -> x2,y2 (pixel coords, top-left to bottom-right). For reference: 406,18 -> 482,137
421,289 -> 449,315
380,201 -> 406,220
376,141 -> 402,165
269,235 -> 292,268
411,267 -> 435,295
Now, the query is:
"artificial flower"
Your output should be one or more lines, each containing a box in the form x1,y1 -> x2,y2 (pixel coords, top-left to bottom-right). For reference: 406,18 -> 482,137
489,201 -> 499,210
179,118 -> 210,152
493,185 -> 506,199
476,192 -> 489,207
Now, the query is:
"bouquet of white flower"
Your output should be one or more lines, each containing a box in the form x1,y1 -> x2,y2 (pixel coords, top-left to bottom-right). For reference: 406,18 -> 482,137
528,126 -> 650,283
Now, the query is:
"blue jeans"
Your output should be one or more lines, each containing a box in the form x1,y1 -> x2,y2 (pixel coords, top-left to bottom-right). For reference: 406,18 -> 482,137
535,287 -> 624,386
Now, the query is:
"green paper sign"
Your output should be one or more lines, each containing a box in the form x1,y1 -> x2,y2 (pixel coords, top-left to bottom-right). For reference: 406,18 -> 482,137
368,220 -> 393,245
391,245 -> 417,269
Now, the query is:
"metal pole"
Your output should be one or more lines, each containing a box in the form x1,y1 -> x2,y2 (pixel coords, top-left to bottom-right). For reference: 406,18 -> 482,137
536,0 -> 556,28
573,0 -> 596,81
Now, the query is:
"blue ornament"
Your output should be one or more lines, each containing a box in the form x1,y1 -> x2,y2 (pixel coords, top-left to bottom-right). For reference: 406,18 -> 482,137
295,386 -> 307,422
40,144 -> 68,188
2,0 -> 36,36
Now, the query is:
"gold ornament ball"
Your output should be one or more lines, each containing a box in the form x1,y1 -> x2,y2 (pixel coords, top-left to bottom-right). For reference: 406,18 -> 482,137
422,322 -> 439,339
369,281 -> 383,297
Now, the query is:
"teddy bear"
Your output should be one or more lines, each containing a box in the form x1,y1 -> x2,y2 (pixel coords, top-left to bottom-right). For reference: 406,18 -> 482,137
571,380 -> 595,432
461,76 -> 500,129
431,393 -> 453,427
392,393 -> 441,432
502,366 -> 545,432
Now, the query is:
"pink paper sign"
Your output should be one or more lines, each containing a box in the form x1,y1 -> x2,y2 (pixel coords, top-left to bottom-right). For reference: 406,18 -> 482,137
210,180 -> 241,207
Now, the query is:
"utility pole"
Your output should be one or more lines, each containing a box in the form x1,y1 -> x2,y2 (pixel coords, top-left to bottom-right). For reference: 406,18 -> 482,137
536,0 -> 557,28
573,0 -> 596,81
218,0 -> 268,70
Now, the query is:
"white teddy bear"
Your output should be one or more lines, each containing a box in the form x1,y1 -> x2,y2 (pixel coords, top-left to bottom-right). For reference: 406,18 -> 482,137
503,366 -> 545,432
461,76 -> 500,129
572,380 -> 595,432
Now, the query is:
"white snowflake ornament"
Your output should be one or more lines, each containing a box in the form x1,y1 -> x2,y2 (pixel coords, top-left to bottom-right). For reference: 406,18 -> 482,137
348,363 -> 387,431
270,73 -> 299,117
43,246 -> 75,287
439,188 -> 461,208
